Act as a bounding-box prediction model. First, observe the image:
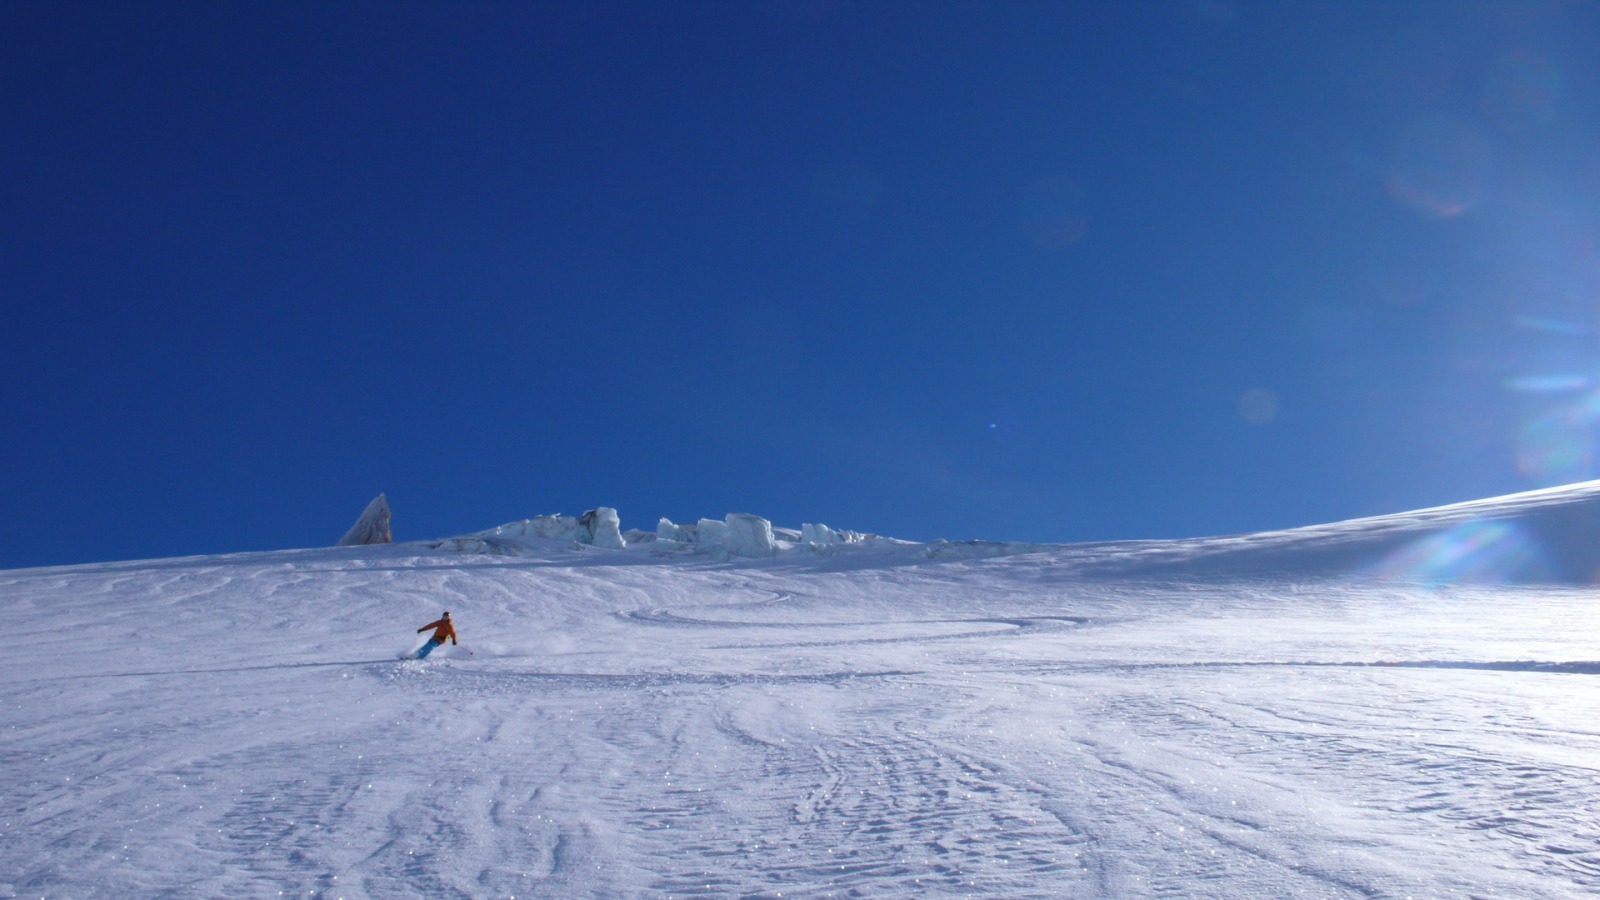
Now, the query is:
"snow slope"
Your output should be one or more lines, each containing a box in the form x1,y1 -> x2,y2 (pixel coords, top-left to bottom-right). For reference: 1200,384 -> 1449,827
5,484 -> 1600,898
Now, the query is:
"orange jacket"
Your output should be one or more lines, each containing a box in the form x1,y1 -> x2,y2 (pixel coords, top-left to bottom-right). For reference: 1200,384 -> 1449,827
417,617 -> 457,644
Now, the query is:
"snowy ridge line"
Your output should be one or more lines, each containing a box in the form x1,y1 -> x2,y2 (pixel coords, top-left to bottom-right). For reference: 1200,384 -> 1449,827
403,478 -> 1600,584
1023,479 -> 1600,583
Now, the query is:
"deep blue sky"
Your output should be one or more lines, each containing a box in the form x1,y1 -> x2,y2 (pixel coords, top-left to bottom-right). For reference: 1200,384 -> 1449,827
4,1 -> 1599,567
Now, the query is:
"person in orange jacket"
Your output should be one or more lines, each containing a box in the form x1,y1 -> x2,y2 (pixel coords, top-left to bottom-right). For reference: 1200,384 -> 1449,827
415,611 -> 457,659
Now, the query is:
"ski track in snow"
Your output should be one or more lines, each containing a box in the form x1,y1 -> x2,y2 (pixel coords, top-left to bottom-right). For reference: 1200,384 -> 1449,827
4,542 -> 1600,898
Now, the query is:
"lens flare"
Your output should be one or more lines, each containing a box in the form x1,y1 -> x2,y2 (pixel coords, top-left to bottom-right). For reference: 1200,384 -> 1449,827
1386,114 -> 1492,219
1505,316 -> 1600,484
1516,409 -> 1595,484
1370,519 -> 1551,584
1505,375 -> 1592,392
1482,51 -> 1561,134
1512,315 -> 1589,338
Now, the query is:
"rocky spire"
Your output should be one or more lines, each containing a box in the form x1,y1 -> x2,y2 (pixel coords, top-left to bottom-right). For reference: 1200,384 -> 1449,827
336,493 -> 393,546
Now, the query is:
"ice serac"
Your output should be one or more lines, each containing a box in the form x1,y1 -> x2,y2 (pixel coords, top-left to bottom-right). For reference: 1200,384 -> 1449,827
697,518 -> 729,549
802,522 -> 868,545
801,523 -> 836,544
646,514 -> 779,557
580,508 -> 626,550
430,507 -> 628,554
726,513 -> 777,557
336,493 -> 392,546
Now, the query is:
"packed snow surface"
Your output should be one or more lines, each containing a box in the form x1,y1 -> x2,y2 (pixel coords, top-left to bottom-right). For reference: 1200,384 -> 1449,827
6,483 -> 1600,898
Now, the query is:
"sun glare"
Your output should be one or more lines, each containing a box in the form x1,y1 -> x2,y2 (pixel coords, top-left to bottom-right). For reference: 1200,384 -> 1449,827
1370,519 -> 1552,585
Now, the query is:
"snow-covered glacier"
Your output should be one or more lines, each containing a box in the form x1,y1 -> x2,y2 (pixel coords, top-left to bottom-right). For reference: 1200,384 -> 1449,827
4,482 -> 1600,897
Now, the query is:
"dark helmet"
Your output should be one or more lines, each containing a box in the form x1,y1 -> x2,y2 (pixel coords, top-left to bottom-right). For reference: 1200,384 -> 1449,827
442,611 -> 451,618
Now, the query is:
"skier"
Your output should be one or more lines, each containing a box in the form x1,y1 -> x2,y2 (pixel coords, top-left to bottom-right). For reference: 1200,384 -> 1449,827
415,611 -> 457,659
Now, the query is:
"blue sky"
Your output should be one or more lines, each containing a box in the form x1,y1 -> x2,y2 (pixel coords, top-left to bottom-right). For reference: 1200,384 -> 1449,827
4,1 -> 1599,568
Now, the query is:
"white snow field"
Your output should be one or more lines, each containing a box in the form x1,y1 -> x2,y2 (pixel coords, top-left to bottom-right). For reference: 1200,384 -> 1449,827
6,484 -> 1600,898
